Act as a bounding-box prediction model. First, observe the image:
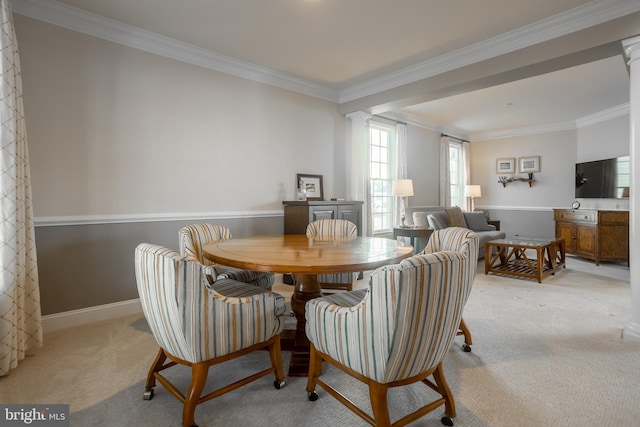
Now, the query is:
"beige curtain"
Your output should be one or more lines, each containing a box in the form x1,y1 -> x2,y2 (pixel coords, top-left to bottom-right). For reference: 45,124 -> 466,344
0,0 -> 42,376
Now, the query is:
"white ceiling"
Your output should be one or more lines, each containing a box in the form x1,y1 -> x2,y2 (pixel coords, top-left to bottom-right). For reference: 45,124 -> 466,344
19,0 -> 637,139
401,55 -> 631,138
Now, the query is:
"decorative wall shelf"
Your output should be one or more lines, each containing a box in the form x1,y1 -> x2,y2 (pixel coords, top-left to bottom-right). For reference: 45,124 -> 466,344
498,173 -> 535,187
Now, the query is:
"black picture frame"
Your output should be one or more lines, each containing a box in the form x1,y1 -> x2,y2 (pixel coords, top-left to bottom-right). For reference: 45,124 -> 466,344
296,174 -> 324,201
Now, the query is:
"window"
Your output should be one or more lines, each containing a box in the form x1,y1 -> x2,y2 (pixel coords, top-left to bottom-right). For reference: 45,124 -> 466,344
447,139 -> 465,208
616,156 -> 630,198
369,123 -> 396,234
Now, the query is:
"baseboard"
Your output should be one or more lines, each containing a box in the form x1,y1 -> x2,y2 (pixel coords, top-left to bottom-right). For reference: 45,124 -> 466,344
42,299 -> 142,332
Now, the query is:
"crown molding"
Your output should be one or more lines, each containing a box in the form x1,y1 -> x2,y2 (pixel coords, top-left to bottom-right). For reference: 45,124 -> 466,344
388,112 -> 469,141
466,101 -> 629,141
11,0 -> 340,102
339,0 -> 640,103
575,103 -> 630,128
13,0 -> 640,107
471,121 -> 577,141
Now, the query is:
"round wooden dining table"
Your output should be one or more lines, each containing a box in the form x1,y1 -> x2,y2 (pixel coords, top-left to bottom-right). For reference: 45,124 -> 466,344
203,234 -> 413,376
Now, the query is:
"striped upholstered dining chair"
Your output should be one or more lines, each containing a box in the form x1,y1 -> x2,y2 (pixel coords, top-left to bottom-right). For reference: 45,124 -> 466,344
305,227 -> 478,427
420,227 -> 479,352
305,219 -> 358,291
179,223 -> 274,289
135,244 -> 286,427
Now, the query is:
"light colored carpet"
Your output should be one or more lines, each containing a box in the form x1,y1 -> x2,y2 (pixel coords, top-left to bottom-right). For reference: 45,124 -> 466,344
1,256 -> 639,427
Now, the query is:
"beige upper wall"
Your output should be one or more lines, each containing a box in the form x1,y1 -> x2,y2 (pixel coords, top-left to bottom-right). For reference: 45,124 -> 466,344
15,15 -> 347,218
576,115 -> 629,162
16,13 -> 629,220
469,113 -> 630,211
470,130 -> 578,209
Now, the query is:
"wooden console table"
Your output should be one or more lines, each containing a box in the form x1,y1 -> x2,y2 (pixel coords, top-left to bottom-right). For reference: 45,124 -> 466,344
283,200 -> 364,235
553,209 -> 628,265
485,236 -> 566,283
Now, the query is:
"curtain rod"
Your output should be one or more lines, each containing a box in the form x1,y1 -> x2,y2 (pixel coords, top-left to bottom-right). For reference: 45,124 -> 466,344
372,114 -> 407,125
441,133 -> 469,143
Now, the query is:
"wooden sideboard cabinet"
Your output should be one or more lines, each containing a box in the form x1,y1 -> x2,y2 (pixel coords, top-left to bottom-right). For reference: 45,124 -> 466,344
283,200 -> 364,235
553,208 -> 629,265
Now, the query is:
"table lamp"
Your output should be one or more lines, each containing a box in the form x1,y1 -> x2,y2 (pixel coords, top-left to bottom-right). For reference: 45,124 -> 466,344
392,179 -> 414,227
464,185 -> 482,211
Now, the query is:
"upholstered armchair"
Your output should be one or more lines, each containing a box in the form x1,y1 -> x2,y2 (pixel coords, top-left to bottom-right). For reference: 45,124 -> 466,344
305,241 -> 476,426
179,223 -> 274,289
305,219 -> 358,291
420,227 -> 479,352
135,243 -> 286,427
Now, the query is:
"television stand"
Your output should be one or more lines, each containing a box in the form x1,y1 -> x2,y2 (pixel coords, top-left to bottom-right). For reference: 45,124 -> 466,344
553,209 -> 629,266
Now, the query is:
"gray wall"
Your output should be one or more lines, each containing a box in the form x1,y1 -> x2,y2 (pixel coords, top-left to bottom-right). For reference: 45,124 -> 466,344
406,125 -> 441,206
35,217 -> 282,315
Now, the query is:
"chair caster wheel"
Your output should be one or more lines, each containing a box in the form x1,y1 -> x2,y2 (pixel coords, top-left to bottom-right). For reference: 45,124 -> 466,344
274,379 -> 286,389
143,389 -> 154,400
308,391 -> 318,401
441,416 -> 454,426
462,343 -> 472,352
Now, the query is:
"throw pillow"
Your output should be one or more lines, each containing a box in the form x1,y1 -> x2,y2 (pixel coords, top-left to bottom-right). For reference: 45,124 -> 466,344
432,211 -> 449,228
412,212 -> 430,227
446,206 -> 468,228
463,212 -> 491,231
427,214 -> 445,230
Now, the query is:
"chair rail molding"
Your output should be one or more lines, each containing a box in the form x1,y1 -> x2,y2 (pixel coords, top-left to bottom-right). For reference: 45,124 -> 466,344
34,210 -> 283,227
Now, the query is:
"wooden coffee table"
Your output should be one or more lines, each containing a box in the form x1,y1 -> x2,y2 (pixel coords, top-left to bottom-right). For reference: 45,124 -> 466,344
485,236 -> 566,283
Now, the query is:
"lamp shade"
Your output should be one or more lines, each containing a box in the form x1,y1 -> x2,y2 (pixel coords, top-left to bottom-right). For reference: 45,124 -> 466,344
392,179 -> 414,197
464,185 -> 482,198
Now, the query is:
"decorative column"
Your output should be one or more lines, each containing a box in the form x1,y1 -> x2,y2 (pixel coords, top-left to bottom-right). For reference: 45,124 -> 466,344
623,35 -> 640,341
346,112 -> 371,235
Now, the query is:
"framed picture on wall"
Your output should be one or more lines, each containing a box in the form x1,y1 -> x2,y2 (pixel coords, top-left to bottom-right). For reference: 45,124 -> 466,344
496,158 -> 515,174
296,174 -> 324,200
518,156 -> 540,173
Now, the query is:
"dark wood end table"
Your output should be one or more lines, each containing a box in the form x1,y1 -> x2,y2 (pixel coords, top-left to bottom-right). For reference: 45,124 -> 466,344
487,220 -> 501,231
393,226 -> 433,253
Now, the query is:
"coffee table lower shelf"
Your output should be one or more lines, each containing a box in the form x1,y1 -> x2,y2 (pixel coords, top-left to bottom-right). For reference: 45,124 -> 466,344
485,237 -> 566,283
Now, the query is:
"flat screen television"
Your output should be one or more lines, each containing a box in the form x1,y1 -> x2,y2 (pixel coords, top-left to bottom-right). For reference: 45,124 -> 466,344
575,156 -> 629,199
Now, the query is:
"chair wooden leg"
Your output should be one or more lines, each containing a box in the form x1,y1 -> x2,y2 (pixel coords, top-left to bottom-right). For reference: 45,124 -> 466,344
306,343 -> 323,393
182,362 -> 209,427
146,348 -> 167,390
459,317 -> 473,345
268,335 -> 286,385
369,381 -> 391,427
432,362 -> 456,418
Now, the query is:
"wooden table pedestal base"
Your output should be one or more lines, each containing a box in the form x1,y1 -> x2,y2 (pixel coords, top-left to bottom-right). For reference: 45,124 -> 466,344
281,273 -> 322,377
